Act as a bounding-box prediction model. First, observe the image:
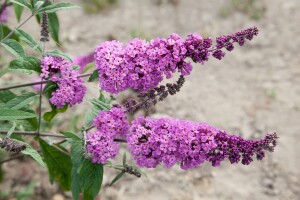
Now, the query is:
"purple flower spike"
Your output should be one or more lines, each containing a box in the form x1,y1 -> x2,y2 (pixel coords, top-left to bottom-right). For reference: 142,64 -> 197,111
86,106 -> 130,164
95,27 -> 259,94
126,116 -> 277,169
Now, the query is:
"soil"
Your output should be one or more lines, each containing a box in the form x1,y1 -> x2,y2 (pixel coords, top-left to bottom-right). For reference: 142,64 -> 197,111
0,0 -> 299,199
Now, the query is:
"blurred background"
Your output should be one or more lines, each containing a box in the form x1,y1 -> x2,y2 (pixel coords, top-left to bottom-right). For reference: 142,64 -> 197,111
0,0 -> 299,199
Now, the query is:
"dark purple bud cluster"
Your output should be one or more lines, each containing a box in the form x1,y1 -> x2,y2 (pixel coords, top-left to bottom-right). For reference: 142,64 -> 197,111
0,137 -> 26,153
124,75 -> 185,112
40,12 -> 49,42
206,132 -> 278,166
212,26 -> 259,60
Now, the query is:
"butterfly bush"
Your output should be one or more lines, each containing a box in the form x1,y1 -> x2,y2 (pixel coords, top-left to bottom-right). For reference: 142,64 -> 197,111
40,56 -> 87,108
126,116 -> 278,169
86,105 -> 130,164
95,27 -> 258,94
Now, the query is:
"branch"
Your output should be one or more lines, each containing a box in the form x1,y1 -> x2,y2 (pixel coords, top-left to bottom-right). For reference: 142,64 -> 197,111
0,130 -> 127,143
0,130 -> 65,138
0,73 -> 93,91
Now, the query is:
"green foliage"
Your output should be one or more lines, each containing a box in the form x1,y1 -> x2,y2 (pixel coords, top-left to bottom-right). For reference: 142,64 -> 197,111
109,171 -> 124,186
8,56 -> 41,74
45,49 -> 72,61
69,137 -> 104,200
84,92 -> 113,126
21,143 -> 46,168
15,29 -> 42,53
88,70 -> 99,82
37,2 -> 79,14
6,121 -> 17,137
43,104 -> 68,122
1,39 -> 25,58
0,108 -> 36,120
14,3 -> 24,22
39,139 -> 72,190
10,0 -> 33,11
0,25 -> 20,41
48,12 -> 60,45
5,92 -> 37,110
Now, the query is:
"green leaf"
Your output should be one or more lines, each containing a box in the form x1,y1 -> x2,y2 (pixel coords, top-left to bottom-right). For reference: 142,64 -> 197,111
0,24 -> 3,41
10,0 -> 32,10
70,140 -> 83,200
0,90 -> 16,103
8,56 -> 41,74
109,172 -> 124,186
14,3 -> 24,22
39,139 -> 72,190
62,131 -> 81,141
88,70 -> 99,82
16,118 -> 38,131
79,160 -> 103,200
45,50 -> 72,61
33,0 -> 44,12
37,3 -> 79,14
1,39 -> 25,58
48,12 -> 60,45
7,121 -> 17,137
43,104 -> 68,122
0,67 -> 9,78
21,144 -> 46,168
1,25 -> 19,41
15,29 -> 42,52
5,92 -> 37,110
0,108 -> 36,120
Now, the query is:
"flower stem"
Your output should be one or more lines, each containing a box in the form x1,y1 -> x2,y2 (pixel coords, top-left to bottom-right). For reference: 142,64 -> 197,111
0,72 -> 93,91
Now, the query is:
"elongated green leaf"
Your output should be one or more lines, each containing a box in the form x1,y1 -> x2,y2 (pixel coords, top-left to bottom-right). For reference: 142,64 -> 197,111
62,132 -> 81,141
37,3 -> 79,14
79,160 -> 103,200
70,140 -> 83,200
6,92 -> 37,110
14,3 -> 24,22
1,25 -> 19,41
8,56 -> 41,74
0,108 -> 36,120
10,0 -> 32,10
15,29 -> 42,52
16,118 -> 38,131
33,0 -> 44,12
39,139 -> 72,190
109,172 -> 124,186
0,90 -> 16,103
88,70 -> 98,82
123,152 -> 126,166
1,39 -> 25,58
48,13 -> 60,45
45,50 -> 71,61
0,67 -> 9,78
22,144 -> 46,167
7,122 -> 17,137
0,24 -> 3,41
